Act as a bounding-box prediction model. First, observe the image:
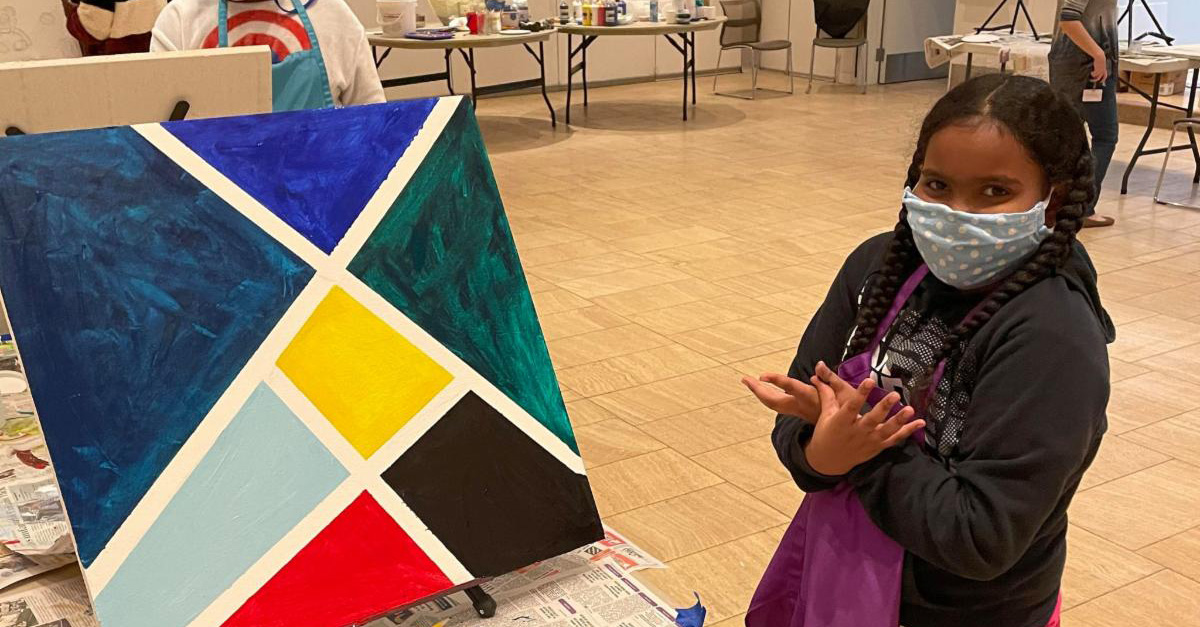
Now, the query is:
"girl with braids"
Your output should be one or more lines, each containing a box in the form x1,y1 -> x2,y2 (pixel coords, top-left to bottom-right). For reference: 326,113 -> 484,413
742,73 -> 1115,627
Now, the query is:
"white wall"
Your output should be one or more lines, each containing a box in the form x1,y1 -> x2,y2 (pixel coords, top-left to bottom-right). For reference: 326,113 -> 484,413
953,0 -> 1056,35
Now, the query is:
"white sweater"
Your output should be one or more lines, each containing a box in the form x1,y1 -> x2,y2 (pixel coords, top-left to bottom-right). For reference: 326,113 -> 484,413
151,0 -> 385,106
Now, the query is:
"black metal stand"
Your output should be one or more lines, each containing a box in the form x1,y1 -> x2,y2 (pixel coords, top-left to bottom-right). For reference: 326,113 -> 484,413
465,585 -> 497,618
4,127 -> 24,137
1119,0 -> 1174,46
1119,67 -> 1200,194
566,31 -> 698,124
975,0 -> 1039,39
373,43 -> 557,127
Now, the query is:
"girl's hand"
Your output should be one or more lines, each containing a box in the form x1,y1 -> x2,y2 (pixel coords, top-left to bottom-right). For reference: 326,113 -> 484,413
743,373 -> 820,422
1090,52 -> 1108,83
803,378 -> 926,476
742,362 -> 863,423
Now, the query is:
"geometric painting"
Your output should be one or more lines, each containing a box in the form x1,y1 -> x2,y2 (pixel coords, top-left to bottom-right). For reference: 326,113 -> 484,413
0,97 -> 603,627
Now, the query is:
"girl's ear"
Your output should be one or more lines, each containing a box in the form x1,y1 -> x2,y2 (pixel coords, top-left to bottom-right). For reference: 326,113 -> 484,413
1045,184 -> 1065,227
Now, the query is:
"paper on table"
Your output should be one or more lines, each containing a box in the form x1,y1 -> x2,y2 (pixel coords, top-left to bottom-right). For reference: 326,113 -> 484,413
0,564 -> 98,627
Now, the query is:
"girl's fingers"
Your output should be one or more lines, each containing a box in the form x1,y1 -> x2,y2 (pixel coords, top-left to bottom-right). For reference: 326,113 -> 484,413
742,377 -> 791,412
861,392 -> 900,428
760,373 -> 813,397
882,419 -> 925,448
812,376 -> 838,410
816,362 -> 853,393
875,406 -> 915,439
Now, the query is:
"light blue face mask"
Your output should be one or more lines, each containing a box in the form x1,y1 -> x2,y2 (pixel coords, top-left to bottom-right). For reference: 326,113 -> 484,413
902,188 -> 1053,290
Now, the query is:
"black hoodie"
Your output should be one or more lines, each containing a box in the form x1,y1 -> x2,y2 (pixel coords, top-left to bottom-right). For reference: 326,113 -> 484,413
772,233 -> 1114,627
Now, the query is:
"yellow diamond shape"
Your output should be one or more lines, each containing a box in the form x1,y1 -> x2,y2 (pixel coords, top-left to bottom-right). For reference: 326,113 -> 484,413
278,286 -> 453,458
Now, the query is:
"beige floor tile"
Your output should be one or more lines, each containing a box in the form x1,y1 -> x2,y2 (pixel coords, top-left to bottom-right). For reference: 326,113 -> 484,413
674,252 -> 792,282
1071,461 -> 1200,550
716,335 -> 805,365
704,614 -> 745,627
1124,411 -> 1200,467
752,481 -> 805,517
1106,373 -> 1200,434
566,398 -> 623,427
611,226 -> 729,254
531,251 -> 653,283
638,396 -> 777,456
1138,526 -> 1200,584
591,278 -> 733,316
1103,300 -> 1159,326
644,238 -> 753,263
1109,357 -> 1150,383
560,386 -> 581,402
729,349 -> 799,378
606,483 -> 787,562
1138,345 -> 1200,386
636,530 -> 781,623
694,438 -> 792,492
1108,315 -> 1200,362
673,311 -> 812,358
575,419 -> 666,469
1061,570 -> 1200,626
586,449 -> 723,517
548,324 -> 673,369
1062,524 -> 1162,609
531,289 -> 594,316
1125,282 -> 1200,320
556,344 -> 720,397
716,265 -> 832,298
1097,264 -> 1198,302
754,284 -> 830,315
631,294 -> 778,335
560,265 -> 694,298
592,366 -> 748,424
1079,434 -> 1172,491
539,306 -> 630,341
520,238 -> 620,267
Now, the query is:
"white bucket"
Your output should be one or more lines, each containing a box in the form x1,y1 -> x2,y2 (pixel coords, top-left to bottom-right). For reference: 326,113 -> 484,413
378,0 -> 418,36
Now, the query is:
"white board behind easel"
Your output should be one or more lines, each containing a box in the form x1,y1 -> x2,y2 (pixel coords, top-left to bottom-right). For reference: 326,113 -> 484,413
0,0 -> 81,63
0,47 -> 272,136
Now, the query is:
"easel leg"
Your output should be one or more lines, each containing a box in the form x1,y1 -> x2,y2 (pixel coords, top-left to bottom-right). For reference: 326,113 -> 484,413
465,585 -> 497,618
1122,73 -> 1162,195
1187,68 -> 1200,183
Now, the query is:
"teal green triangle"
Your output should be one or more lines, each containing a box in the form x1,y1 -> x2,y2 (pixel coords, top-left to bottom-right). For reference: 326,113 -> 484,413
348,99 -> 578,454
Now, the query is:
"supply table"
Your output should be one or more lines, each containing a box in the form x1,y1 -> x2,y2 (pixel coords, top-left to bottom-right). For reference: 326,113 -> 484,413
369,29 -> 558,126
558,18 -> 726,123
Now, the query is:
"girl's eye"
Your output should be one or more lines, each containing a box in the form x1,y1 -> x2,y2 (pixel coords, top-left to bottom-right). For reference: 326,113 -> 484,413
983,185 -> 1011,198
924,180 -> 947,192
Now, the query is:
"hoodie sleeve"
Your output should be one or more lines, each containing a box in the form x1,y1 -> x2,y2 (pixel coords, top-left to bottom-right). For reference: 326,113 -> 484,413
772,234 -> 887,492
846,281 -> 1109,581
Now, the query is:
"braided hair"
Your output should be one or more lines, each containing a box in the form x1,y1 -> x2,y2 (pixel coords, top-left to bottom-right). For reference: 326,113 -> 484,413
845,74 -> 1095,392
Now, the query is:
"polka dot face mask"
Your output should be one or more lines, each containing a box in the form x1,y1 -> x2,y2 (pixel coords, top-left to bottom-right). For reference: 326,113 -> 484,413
902,188 -> 1053,290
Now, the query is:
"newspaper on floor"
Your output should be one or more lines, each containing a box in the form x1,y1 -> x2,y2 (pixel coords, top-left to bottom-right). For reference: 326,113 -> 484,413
0,548 -> 75,592
371,527 -> 673,627
369,558 -> 677,627
0,366 -> 71,558
0,564 -> 97,627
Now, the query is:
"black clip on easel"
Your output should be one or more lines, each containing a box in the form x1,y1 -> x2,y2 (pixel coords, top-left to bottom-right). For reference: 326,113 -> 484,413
1119,0 -> 1174,46
976,0 -> 1040,40
2,100 -> 191,138
465,585 -> 498,618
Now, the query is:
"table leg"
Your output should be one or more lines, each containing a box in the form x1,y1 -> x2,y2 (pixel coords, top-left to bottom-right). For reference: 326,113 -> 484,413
1122,73 -> 1162,195
525,42 -> 556,127
566,34 -> 574,125
445,50 -> 456,95
965,52 -> 973,80
689,33 -> 697,106
1187,68 -> 1200,184
682,35 -> 689,121
583,42 -> 590,107
373,46 -> 392,69
463,48 -> 478,108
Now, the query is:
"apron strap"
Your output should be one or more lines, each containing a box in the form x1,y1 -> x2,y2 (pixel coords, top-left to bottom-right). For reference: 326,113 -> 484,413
218,0 -> 229,47
288,0 -> 321,53
868,264 -> 929,347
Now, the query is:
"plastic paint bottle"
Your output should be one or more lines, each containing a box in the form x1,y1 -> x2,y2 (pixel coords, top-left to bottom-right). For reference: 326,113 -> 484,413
649,0 -> 658,22
617,0 -> 626,18
605,0 -> 616,25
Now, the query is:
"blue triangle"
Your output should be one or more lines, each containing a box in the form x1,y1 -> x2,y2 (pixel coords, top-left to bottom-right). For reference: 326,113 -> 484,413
0,127 -> 314,566
165,99 -> 439,254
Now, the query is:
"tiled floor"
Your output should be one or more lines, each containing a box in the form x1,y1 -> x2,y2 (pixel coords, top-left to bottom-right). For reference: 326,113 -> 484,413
473,73 -> 1200,626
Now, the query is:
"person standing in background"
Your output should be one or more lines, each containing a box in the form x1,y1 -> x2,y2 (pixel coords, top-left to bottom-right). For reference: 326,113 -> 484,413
1050,0 -> 1118,228
152,0 -> 385,110
61,0 -> 165,55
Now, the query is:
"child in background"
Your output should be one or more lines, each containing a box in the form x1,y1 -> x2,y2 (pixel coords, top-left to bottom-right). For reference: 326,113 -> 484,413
743,74 -> 1115,627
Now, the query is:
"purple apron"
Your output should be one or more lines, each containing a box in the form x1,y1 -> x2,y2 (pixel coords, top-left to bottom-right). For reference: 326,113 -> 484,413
747,264 -> 983,627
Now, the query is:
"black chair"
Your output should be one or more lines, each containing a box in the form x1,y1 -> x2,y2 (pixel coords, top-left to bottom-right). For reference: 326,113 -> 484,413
808,0 -> 869,94
713,0 -> 794,99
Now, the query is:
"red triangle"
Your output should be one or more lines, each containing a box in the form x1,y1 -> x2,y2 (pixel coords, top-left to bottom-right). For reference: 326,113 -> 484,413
222,491 -> 456,627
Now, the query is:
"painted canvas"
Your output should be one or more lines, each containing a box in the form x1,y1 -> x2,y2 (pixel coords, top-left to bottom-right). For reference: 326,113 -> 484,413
0,96 -> 603,627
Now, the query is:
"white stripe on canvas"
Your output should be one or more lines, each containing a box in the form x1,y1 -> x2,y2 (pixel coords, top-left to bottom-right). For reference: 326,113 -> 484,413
328,96 -> 462,268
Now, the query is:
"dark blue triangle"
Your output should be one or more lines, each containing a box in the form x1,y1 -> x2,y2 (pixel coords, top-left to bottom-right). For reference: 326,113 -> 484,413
0,127 -> 314,566
165,99 -> 439,254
